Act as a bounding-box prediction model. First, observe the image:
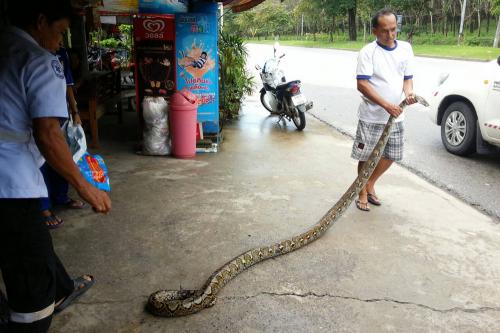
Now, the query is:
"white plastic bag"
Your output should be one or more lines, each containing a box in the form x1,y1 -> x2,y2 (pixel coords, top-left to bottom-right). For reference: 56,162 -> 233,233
142,96 -> 170,155
63,119 -> 87,163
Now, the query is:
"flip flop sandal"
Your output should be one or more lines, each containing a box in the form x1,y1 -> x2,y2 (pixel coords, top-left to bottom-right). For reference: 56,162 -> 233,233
355,200 -> 370,212
61,198 -> 86,209
54,275 -> 95,314
43,214 -> 64,229
367,193 -> 381,206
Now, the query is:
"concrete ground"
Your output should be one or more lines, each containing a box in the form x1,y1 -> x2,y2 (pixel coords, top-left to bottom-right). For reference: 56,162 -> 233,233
9,92 -> 500,332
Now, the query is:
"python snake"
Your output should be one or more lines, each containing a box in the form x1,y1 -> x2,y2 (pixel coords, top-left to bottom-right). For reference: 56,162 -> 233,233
147,95 -> 429,317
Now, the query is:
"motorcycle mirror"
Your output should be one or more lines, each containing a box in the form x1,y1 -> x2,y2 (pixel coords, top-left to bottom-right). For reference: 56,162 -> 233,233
497,55 -> 500,66
273,41 -> 280,55
255,64 -> 261,70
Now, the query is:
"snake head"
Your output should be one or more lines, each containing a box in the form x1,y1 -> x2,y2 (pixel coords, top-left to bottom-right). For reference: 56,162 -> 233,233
147,289 -> 199,317
147,289 -> 216,317
415,95 -> 430,107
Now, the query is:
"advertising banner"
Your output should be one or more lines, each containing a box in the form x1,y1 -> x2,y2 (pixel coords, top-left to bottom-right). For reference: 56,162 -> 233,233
133,16 -> 176,99
175,13 -> 219,132
139,0 -> 189,14
100,0 -> 138,13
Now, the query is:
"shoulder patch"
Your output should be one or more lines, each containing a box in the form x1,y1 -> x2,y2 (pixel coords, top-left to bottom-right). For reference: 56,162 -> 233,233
51,59 -> 65,79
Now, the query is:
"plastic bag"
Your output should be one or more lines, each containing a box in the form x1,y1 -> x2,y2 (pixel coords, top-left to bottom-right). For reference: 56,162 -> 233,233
142,96 -> 170,155
63,119 -> 87,163
77,152 -> 111,192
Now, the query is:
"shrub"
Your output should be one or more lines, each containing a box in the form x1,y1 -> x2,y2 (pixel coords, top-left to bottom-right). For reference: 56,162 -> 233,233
465,36 -> 494,46
219,32 -> 254,122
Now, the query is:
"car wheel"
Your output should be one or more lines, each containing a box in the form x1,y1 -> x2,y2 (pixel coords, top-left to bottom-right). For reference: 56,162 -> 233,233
440,101 -> 476,156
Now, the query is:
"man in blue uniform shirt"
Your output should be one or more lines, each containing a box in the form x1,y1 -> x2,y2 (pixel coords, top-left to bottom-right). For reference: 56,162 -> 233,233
0,1 -> 111,332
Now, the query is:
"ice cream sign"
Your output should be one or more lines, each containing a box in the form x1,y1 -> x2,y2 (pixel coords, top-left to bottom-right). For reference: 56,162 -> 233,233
134,16 -> 174,41
143,19 -> 165,38
176,12 -> 219,123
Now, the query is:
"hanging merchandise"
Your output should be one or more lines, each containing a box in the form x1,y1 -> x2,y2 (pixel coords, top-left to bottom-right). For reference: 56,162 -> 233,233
77,153 -> 111,192
142,96 -> 171,155
139,0 -> 189,14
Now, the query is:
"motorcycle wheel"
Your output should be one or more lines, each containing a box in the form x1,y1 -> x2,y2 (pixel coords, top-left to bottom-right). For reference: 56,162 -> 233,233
292,106 -> 306,131
260,91 -> 275,113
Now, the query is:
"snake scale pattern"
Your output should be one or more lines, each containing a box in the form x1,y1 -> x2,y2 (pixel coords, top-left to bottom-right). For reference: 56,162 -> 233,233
147,95 -> 429,317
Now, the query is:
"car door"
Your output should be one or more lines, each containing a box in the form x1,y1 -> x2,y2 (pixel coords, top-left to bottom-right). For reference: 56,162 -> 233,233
483,60 -> 500,143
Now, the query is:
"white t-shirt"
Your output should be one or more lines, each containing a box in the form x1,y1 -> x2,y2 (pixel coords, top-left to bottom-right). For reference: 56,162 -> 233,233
356,40 -> 414,124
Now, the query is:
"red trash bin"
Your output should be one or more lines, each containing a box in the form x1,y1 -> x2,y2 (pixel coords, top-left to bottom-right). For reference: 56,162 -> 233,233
169,90 -> 198,158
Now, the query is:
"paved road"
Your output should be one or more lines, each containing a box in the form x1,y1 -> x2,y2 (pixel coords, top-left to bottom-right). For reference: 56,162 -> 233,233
247,43 -> 500,220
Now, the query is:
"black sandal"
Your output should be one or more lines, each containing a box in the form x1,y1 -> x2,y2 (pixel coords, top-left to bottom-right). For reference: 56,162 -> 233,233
55,275 -> 95,313
43,214 -> 64,229
367,193 -> 381,206
355,200 -> 370,212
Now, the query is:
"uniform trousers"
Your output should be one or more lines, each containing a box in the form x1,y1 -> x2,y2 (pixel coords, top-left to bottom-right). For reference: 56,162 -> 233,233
0,199 -> 73,332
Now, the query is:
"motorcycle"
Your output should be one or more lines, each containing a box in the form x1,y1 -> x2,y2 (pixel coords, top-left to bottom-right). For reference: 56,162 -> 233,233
255,42 -> 313,131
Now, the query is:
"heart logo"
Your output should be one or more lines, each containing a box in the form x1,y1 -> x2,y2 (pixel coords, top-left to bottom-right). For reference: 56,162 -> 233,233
143,19 -> 165,33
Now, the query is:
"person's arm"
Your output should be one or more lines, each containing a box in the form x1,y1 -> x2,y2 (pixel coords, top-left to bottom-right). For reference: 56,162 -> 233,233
357,79 -> 403,118
403,79 -> 417,104
33,117 -> 111,213
66,85 -> 82,125
403,44 -> 417,105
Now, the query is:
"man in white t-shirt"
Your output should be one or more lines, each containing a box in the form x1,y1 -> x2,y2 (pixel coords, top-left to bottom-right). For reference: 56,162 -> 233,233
351,9 -> 417,212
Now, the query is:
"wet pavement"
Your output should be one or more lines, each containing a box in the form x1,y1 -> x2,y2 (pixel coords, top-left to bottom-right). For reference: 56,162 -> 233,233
2,92 -> 500,332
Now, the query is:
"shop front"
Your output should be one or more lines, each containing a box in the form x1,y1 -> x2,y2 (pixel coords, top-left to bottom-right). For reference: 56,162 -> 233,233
91,0 -> 221,155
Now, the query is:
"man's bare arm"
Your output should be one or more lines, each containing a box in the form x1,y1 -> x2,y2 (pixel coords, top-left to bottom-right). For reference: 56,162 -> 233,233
357,79 -> 402,117
403,79 -> 417,104
33,117 -> 111,213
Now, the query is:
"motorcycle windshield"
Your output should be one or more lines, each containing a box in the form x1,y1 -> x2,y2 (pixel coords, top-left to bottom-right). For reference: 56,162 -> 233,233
263,59 -> 278,74
262,59 -> 283,88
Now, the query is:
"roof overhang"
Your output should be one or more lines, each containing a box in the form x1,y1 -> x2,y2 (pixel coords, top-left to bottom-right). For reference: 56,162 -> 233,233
222,0 -> 266,13
73,0 -> 268,14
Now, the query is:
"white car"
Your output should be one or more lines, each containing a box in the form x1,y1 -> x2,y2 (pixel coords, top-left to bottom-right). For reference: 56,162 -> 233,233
427,56 -> 500,156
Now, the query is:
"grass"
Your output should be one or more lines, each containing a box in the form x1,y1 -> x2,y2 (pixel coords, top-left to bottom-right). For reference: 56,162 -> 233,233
247,38 -> 500,61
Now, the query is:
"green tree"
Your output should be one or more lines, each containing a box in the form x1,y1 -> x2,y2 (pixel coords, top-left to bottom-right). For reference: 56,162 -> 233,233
295,0 -> 322,40
234,11 -> 259,38
493,0 -> 500,46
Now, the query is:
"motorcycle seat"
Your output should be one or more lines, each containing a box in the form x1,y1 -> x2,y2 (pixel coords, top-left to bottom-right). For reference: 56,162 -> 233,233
276,80 -> 301,90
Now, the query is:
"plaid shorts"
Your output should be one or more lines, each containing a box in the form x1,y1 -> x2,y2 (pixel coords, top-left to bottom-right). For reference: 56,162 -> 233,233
351,120 -> 405,162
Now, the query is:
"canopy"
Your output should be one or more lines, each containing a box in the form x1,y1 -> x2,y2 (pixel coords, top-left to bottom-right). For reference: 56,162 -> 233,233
73,0 -> 269,14
222,0 -> 266,13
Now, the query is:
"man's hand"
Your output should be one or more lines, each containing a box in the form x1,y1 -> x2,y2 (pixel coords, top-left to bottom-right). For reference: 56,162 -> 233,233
34,117 -> 112,214
384,103 -> 403,117
77,183 -> 111,214
405,92 -> 417,105
73,113 -> 82,125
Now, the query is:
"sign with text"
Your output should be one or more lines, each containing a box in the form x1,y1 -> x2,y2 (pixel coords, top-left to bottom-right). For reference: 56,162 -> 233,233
175,13 -> 219,132
100,0 -> 138,13
133,15 -> 175,41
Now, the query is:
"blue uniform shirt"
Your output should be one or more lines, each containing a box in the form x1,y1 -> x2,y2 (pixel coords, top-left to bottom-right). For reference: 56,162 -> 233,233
56,46 -> 74,86
0,27 -> 68,198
